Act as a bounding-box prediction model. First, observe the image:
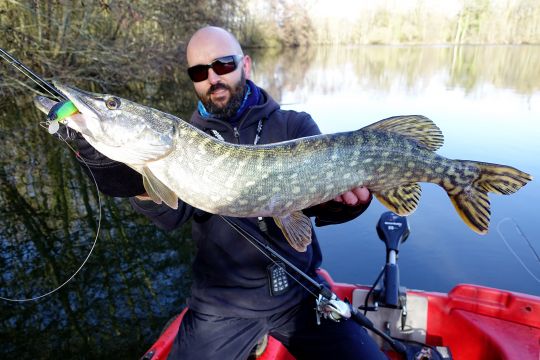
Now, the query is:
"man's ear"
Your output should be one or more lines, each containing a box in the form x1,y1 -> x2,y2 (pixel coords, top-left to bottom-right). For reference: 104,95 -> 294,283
242,55 -> 252,80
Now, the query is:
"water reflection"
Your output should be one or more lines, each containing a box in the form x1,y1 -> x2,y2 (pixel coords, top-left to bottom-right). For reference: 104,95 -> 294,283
0,89 -> 195,358
252,45 -> 540,101
1,45 -> 539,358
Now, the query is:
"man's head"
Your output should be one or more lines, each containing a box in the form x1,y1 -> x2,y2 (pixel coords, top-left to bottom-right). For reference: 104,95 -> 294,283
186,26 -> 252,118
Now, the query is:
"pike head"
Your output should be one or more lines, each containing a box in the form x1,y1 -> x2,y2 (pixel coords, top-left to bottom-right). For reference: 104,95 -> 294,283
36,83 -> 177,165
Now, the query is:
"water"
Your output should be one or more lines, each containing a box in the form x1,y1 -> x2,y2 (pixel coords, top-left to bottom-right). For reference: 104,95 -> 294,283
0,45 -> 539,358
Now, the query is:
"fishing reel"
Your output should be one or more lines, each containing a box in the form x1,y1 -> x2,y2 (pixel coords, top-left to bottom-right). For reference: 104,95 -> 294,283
314,289 -> 410,355
315,292 -> 351,324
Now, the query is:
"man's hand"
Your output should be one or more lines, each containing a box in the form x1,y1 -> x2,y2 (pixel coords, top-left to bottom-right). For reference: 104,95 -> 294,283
58,125 -> 146,198
304,186 -> 372,226
334,186 -> 371,206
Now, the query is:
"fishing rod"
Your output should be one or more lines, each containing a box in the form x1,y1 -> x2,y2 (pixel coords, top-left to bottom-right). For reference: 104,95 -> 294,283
0,47 -> 67,101
0,48 -> 79,133
219,215 -> 409,356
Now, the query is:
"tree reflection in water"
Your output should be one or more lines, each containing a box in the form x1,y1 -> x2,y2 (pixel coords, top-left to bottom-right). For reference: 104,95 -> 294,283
0,83 -> 195,359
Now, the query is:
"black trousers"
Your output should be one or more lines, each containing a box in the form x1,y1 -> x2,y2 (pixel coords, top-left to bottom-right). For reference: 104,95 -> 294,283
167,299 -> 388,360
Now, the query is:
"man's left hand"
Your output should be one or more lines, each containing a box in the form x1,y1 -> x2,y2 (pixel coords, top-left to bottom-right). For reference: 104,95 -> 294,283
334,186 -> 371,206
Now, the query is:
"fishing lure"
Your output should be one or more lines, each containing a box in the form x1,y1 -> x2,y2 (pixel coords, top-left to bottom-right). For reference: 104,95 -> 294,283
46,100 -> 79,133
48,100 -> 78,121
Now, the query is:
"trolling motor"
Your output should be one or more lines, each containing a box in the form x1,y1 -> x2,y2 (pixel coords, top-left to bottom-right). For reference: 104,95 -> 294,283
373,211 -> 410,309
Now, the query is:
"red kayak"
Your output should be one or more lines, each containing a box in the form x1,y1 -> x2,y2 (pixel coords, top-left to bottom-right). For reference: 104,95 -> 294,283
142,268 -> 540,360
142,212 -> 540,360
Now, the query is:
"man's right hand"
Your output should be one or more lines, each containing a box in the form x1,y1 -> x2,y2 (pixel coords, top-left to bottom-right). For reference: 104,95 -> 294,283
60,126 -> 146,198
334,186 -> 371,206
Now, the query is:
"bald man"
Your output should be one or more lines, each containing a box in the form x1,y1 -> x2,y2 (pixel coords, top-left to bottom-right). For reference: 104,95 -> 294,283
61,26 -> 384,359
129,26 -> 386,359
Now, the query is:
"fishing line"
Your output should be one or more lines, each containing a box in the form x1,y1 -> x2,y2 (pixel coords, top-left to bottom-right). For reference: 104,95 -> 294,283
219,215 -> 320,299
515,221 -> 540,262
496,217 -> 540,284
0,135 -> 102,302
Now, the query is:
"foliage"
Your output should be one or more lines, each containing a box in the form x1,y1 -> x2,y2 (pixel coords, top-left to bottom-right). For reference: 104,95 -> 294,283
0,0 -> 242,92
1,0 -> 539,95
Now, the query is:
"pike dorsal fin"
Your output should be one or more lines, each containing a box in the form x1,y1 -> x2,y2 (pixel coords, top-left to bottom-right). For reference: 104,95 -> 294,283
273,212 -> 312,252
142,167 -> 179,209
374,183 -> 422,216
362,115 -> 444,151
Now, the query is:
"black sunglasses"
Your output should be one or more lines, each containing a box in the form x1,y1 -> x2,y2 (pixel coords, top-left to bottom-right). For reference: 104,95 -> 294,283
187,55 -> 243,82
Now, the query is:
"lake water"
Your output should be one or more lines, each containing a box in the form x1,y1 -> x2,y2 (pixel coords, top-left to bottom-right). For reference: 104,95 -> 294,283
0,45 -> 539,358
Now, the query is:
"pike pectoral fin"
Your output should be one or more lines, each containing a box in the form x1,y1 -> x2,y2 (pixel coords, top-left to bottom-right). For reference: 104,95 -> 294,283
273,212 -> 312,252
142,167 -> 178,209
374,183 -> 421,216
142,176 -> 163,205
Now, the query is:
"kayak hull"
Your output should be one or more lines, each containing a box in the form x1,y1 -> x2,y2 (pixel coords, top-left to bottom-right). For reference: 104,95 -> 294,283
142,269 -> 540,360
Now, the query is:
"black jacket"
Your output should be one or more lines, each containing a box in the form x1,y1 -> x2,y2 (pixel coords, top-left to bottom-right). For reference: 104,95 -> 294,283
131,85 -> 370,317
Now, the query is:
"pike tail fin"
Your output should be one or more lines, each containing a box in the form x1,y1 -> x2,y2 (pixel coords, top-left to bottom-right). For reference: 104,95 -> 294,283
449,162 -> 532,234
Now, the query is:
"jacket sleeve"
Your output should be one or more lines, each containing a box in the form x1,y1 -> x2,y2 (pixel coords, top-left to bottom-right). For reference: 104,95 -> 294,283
288,112 -> 373,226
129,197 -> 195,231
57,127 -> 146,197
303,196 -> 372,227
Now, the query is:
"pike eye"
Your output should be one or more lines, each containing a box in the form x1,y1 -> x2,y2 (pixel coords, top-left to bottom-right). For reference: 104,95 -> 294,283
105,97 -> 121,110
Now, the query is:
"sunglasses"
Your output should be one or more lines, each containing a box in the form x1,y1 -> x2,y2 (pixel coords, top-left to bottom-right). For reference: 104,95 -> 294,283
187,55 -> 243,82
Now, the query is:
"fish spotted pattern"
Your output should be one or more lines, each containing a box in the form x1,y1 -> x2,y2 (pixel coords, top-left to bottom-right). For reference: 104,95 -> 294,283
34,84 -> 532,252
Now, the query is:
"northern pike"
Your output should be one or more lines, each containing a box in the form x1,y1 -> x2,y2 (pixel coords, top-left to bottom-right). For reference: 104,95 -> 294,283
34,84 -> 532,252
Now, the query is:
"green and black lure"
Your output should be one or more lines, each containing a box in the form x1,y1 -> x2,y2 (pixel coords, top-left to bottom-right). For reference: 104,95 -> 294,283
47,100 -> 78,122
46,100 -> 79,134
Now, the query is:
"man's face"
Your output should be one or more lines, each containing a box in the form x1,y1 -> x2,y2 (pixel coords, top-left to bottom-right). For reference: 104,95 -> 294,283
194,61 -> 247,118
186,27 -> 252,119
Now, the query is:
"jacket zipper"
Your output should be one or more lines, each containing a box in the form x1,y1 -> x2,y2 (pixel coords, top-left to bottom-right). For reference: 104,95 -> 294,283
233,127 -> 240,143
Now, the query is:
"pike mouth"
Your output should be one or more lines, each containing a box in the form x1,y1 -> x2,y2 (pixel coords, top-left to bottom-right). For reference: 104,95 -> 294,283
52,82 -> 101,119
49,82 -> 105,138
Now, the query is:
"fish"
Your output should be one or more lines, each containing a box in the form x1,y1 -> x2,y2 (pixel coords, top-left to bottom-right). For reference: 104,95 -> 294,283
34,84 -> 532,252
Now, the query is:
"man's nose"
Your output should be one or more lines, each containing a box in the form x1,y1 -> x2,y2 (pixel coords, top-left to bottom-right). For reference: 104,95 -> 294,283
207,68 -> 220,84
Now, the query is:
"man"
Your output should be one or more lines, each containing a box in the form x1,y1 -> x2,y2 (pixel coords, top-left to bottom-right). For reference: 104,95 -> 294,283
72,26 -> 386,359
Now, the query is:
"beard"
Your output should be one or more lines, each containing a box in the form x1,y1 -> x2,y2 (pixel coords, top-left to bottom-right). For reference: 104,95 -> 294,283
199,71 -> 247,119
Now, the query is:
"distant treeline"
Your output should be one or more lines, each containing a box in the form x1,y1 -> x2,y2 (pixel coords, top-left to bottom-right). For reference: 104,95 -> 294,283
1,0 -> 539,92
307,0 -> 540,46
